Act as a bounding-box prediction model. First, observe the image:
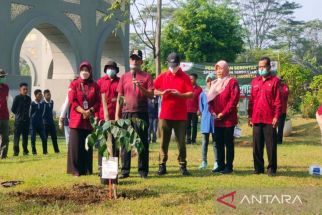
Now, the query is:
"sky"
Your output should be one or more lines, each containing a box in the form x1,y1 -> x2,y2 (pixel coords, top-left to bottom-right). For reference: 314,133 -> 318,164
294,0 -> 322,21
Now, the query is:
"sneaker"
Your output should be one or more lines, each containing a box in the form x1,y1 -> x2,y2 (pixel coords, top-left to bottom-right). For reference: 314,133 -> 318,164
140,172 -> 148,179
253,170 -> 264,174
221,168 -> 233,174
212,167 -> 225,173
212,162 -> 218,171
267,169 -> 276,177
158,164 -> 167,175
198,161 -> 208,170
180,166 -> 191,176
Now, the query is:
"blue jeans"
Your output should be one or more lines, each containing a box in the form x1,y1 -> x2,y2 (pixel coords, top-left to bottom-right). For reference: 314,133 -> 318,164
201,133 -> 217,162
148,118 -> 158,143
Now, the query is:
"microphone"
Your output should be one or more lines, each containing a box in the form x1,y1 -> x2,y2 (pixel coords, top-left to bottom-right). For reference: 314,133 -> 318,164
132,71 -> 136,90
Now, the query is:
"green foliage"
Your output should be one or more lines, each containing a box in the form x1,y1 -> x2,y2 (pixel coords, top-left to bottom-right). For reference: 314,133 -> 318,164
161,0 -> 244,63
309,75 -> 322,104
301,92 -> 320,118
85,116 -> 146,158
235,48 -> 292,64
279,63 -> 312,111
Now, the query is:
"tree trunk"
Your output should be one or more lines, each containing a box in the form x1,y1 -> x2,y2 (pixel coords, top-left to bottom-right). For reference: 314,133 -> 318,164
155,0 -> 162,77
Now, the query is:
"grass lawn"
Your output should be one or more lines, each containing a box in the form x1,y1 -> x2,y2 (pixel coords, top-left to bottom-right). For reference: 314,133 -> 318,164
0,117 -> 322,214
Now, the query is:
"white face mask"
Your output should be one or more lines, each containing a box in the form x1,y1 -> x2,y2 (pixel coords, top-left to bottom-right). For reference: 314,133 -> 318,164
80,71 -> 90,80
169,66 -> 179,73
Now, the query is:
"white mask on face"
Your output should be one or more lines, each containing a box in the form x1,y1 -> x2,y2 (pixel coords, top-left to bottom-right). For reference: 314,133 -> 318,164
169,66 -> 179,73
80,71 -> 90,80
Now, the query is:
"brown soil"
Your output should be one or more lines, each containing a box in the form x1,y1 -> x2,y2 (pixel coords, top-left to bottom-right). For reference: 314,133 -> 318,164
10,183 -> 158,205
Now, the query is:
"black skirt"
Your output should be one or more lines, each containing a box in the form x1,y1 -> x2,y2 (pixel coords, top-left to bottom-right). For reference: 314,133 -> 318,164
67,128 -> 93,175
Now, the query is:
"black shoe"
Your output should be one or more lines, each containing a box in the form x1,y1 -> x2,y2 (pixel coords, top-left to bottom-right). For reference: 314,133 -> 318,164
180,166 -> 191,176
119,174 -> 130,179
221,168 -> 233,174
140,172 -> 148,179
13,153 -> 19,156
212,167 -> 225,173
23,152 -> 29,156
158,164 -> 167,175
267,170 -> 276,177
191,141 -> 196,145
32,151 -> 37,155
253,170 -> 264,174
55,151 -> 60,154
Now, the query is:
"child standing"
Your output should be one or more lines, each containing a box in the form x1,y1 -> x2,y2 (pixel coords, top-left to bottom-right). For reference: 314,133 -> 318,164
43,89 -> 60,153
30,89 -> 48,155
199,73 -> 217,170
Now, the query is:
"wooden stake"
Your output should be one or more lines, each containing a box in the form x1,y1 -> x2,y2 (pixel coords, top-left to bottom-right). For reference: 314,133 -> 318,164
108,179 -> 112,199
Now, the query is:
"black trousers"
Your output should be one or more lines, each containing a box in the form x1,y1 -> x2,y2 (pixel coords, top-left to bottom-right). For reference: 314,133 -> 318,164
44,123 -> 60,153
277,113 -> 286,144
13,120 -> 30,155
0,120 -> 9,158
67,128 -> 93,175
186,112 -> 198,143
121,112 -> 149,175
31,123 -> 47,154
215,126 -> 235,170
253,124 -> 277,173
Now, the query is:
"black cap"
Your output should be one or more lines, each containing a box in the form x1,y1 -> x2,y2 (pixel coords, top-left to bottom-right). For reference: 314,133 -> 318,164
167,52 -> 180,67
104,61 -> 119,73
0,69 -> 7,77
130,49 -> 143,60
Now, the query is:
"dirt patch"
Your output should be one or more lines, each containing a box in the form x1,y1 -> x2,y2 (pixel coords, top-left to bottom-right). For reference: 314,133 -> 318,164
10,183 -> 158,205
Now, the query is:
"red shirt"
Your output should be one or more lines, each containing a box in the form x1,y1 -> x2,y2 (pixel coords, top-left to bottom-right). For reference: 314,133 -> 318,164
0,84 -> 9,120
208,79 -> 240,127
317,106 -> 322,115
117,71 -> 154,113
187,85 -> 203,113
280,83 -> 289,114
154,69 -> 193,120
248,75 -> 282,124
97,75 -> 120,120
68,78 -> 101,130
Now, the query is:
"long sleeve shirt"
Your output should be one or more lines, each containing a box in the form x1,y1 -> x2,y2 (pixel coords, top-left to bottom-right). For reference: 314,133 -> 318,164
199,91 -> 215,134
11,94 -> 31,122
248,75 -> 282,124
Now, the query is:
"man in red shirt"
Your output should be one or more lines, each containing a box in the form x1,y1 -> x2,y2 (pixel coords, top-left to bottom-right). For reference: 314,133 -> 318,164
115,49 -> 154,179
97,61 -> 120,184
248,57 -> 282,176
0,69 -> 10,159
317,106 -> 322,144
154,52 -> 193,176
277,77 -> 289,144
186,73 -> 202,144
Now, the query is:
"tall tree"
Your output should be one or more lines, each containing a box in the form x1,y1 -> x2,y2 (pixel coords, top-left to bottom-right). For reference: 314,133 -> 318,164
231,0 -> 301,49
161,0 -> 244,63
105,0 -> 176,76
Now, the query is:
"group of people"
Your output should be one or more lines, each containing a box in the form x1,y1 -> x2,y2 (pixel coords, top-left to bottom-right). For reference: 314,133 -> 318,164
0,74 -> 59,158
1,51 -> 321,179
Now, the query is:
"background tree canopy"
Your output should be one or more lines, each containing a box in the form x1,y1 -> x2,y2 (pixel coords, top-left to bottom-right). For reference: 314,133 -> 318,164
160,0 -> 244,63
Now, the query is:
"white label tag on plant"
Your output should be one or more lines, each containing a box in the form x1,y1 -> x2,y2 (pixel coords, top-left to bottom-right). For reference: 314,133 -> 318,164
102,157 -> 118,179
234,126 -> 242,138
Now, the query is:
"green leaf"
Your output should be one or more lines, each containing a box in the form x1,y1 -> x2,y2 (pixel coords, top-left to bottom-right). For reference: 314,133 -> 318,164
85,133 -> 97,151
99,144 -> 107,156
102,121 -> 112,132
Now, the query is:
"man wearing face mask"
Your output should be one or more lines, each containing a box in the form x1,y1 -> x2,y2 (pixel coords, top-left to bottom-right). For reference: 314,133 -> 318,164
0,69 -> 10,159
248,57 -> 282,177
115,49 -> 154,179
154,52 -> 193,176
97,60 -> 120,184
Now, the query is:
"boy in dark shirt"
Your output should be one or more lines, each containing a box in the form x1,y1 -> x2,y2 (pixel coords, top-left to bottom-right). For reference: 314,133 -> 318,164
11,83 -> 31,156
43,89 -> 59,153
30,89 -> 47,155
